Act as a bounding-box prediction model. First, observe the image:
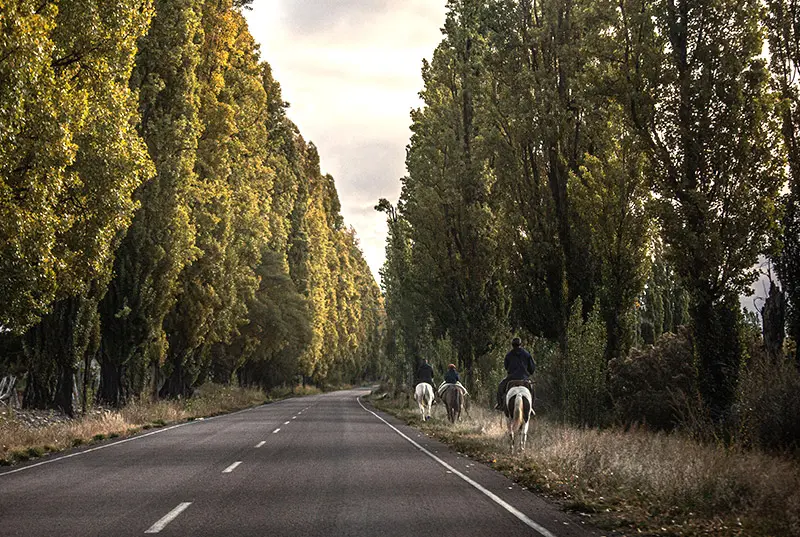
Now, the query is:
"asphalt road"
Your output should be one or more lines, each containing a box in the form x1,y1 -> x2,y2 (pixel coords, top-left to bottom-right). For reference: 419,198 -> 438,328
0,388 -> 602,537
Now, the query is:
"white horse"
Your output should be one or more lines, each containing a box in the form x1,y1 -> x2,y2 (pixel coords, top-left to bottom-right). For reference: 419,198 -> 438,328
414,382 -> 434,421
505,386 -> 534,454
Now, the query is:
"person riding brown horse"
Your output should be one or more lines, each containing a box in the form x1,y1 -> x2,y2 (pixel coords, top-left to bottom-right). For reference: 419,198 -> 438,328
495,337 -> 536,411
439,364 -> 466,422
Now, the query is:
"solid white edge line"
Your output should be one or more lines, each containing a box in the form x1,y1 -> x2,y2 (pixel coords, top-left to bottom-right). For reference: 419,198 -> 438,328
356,396 -> 557,537
272,428 -> 280,433
222,461 -> 242,473
255,441 -> 266,448
0,404 -> 263,478
144,502 -> 192,533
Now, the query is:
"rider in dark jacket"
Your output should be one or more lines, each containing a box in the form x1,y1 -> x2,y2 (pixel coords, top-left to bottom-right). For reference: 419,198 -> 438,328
416,358 -> 435,391
443,364 -> 459,384
495,337 -> 536,410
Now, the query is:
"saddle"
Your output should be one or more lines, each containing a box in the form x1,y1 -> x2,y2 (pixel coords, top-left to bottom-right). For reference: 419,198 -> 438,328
503,379 -> 534,415
506,379 -> 532,391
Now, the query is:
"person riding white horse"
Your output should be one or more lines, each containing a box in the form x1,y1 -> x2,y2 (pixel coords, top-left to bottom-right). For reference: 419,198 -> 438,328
414,382 -> 434,421
495,337 -> 536,412
414,358 -> 436,420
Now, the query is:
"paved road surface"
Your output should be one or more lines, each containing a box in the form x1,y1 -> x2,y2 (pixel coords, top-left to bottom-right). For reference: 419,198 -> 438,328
0,388 -> 602,536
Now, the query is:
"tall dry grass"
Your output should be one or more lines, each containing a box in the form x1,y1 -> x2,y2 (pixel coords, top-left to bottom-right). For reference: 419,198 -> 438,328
373,393 -> 800,537
0,384 -> 266,465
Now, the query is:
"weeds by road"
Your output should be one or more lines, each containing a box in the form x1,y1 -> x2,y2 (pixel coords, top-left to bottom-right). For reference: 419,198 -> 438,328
0,384 -> 320,466
371,391 -> 800,537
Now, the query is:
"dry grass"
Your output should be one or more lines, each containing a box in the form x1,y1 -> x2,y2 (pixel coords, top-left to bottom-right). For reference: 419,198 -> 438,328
0,384 -> 266,465
373,393 -> 800,537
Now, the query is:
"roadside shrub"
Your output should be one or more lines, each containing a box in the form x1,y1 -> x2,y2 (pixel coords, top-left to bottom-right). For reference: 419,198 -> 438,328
563,302 -> 609,426
735,356 -> 800,452
609,327 -> 697,430
526,337 -> 560,415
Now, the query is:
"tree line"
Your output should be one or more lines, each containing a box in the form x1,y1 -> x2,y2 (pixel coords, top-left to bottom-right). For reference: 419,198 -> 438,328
0,0 -> 383,416
379,0 -> 800,439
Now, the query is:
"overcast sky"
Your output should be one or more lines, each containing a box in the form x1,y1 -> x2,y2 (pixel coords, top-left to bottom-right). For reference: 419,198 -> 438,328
244,1 -> 447,283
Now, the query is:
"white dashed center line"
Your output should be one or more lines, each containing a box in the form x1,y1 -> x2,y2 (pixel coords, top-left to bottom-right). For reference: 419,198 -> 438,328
292,416 -> 297,420
255,441 -> 266,448
272,428 -> 280,433
284,421 -> 290,425
144,502 -> 191,533
222,461 -> 242,473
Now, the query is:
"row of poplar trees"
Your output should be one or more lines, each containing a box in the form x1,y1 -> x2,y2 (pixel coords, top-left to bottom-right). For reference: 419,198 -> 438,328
379,0 -> 800,423
0,0 -> 383,416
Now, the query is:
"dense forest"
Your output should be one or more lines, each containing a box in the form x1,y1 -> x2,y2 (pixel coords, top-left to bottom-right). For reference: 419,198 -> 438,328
379,0 -> 800,448
0,0 -> 383,416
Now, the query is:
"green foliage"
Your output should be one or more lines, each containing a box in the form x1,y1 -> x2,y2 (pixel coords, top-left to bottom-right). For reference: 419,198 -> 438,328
637,250 -> 691,345
562,301 -> 609,426
1,1 -> 76,331
1,0 -> 383,410
98,0 -> 203,405
619,0 -> 782,420
570,121 -> 652,360
232,249 -> 312,389
401,0 -> 510,386
609,329 -> 698,431
1,0 -> 156,414
0,1 -> 154,340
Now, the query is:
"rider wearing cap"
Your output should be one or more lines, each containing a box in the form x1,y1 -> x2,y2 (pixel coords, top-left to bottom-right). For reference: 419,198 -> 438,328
438,363 -> 465,398
443,363 -> 459,385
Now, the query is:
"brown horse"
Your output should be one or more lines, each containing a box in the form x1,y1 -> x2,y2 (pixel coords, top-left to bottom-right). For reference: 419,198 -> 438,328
440,384 -> 464,423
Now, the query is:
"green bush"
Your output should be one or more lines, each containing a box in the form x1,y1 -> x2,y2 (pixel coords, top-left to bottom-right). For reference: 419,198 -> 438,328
735,357 -> 800,452
609,327 -> 697,430
563,302 -> 609,426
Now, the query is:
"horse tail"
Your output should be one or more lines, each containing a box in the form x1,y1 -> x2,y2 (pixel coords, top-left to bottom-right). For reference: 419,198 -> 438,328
522,394 -> 531,423
512,394 -> 524,431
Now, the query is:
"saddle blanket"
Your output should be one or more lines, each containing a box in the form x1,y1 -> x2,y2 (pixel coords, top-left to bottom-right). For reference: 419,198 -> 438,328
437,381 -> 468,398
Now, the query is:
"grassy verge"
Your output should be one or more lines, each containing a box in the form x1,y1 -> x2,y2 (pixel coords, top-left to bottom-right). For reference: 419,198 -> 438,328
371,392 -> 800,537
0,383 -> 268,466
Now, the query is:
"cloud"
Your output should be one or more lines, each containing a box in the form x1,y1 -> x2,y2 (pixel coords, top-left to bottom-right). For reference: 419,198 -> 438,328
280,0 -> 394,35
277,0 -> 444,43
244,0 -> 447,281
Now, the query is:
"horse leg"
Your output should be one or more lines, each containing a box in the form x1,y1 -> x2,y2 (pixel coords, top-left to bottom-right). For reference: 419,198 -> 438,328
520,421 -> 528,452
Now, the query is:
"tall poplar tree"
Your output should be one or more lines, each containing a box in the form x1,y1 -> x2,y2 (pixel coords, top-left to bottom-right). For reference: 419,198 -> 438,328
402,0 -> 508,385
766,0 -> 800,355
98,0 -> 202,405
2,0 -> 155,414
620,0 -> 781,419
